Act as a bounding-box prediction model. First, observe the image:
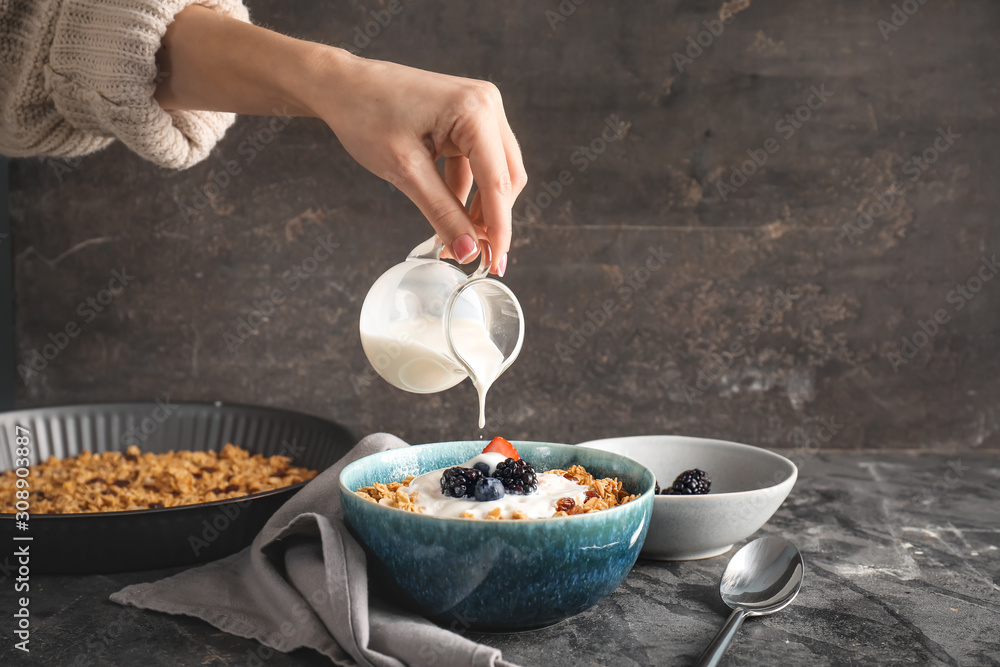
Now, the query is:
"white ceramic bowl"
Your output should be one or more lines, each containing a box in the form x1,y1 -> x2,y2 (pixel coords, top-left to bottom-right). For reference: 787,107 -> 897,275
577,435 -> 797,560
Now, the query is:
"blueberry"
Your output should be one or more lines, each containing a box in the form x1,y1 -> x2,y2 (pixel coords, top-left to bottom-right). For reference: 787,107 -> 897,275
473,462 -> 491,476
474,477 -> 505,502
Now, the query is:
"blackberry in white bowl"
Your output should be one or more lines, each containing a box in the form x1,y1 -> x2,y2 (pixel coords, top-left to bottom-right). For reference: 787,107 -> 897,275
579,435 -> 796,561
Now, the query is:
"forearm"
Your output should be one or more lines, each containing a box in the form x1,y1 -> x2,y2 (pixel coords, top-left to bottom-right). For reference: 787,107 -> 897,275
154,5 -> 349,118
153,4 -> 524,271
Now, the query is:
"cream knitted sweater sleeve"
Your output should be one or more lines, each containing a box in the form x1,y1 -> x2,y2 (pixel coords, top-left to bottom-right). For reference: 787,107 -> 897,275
0,0 -> 250,169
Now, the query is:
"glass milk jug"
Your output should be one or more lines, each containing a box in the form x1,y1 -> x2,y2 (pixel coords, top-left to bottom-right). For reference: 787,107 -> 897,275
359,236 -> 524,427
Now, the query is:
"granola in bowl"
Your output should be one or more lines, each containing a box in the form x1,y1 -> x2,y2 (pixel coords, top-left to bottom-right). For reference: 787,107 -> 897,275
338,438 -> 657,632
355,437 -> 640,520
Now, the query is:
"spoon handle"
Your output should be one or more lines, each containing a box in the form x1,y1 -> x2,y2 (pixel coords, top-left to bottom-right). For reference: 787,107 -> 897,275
695,608 -> 747,667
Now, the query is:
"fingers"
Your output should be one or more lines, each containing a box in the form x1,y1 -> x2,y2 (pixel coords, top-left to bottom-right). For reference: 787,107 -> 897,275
440,157 -> 474,259
446,91 -> 515,274
444,189 -> 486,261
392,150 -> 480,264
464,132 -> 511,273
497,111 -> 528,206
452,85 -> 527,275
444,155 -> 474,207
493,114 -> 527,277
469,190 -> 483,228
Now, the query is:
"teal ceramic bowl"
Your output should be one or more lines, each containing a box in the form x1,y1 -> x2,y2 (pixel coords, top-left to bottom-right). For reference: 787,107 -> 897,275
339,441 -> 655,632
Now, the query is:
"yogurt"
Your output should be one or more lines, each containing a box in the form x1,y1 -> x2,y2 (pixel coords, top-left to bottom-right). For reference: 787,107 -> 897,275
401,453 -> 591,520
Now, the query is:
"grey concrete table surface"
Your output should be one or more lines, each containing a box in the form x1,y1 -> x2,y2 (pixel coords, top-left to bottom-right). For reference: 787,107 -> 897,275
2,451 -> 998,667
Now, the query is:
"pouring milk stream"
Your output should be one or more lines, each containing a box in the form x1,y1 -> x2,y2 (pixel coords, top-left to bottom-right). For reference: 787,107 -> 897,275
359,237 -> 523,428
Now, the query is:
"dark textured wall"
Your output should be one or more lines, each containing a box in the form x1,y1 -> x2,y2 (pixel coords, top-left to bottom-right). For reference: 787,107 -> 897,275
8,0 -> 1000,450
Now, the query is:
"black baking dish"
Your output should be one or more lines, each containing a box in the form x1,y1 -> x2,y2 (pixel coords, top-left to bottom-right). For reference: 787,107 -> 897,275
0,401 -> 355,574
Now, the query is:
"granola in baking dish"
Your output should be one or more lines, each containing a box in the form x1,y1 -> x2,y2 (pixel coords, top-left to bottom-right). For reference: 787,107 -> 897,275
0,443 -> 317,513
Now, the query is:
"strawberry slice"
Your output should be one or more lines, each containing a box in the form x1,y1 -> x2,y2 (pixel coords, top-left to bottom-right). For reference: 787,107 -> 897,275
482,436 -> 519,461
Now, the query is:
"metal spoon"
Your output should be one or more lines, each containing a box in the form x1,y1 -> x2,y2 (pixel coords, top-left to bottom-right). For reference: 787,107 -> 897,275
695,536 -> 804,667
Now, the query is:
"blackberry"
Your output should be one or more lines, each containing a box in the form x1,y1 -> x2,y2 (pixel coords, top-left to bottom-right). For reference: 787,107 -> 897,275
474,477 -> 505,502
492,458 -> 538,495
472,462 -> 491,476
664,469 -> 710,495
440,466 -> 484,498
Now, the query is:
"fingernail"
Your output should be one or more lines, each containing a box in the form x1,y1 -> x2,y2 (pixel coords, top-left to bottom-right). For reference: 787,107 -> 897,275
498,253 -> 508,277
451,234 -> 478,263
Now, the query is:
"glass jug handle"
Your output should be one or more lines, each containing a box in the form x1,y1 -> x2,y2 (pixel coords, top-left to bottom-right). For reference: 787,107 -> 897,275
407,235 -> 492,281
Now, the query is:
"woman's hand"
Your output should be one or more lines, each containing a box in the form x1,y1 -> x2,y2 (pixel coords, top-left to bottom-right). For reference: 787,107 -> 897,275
308,53 -> 526,275
155,6 -> 526,275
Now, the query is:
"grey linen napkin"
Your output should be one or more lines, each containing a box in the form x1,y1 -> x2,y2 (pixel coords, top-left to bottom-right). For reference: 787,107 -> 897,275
110,433 -> 521,667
